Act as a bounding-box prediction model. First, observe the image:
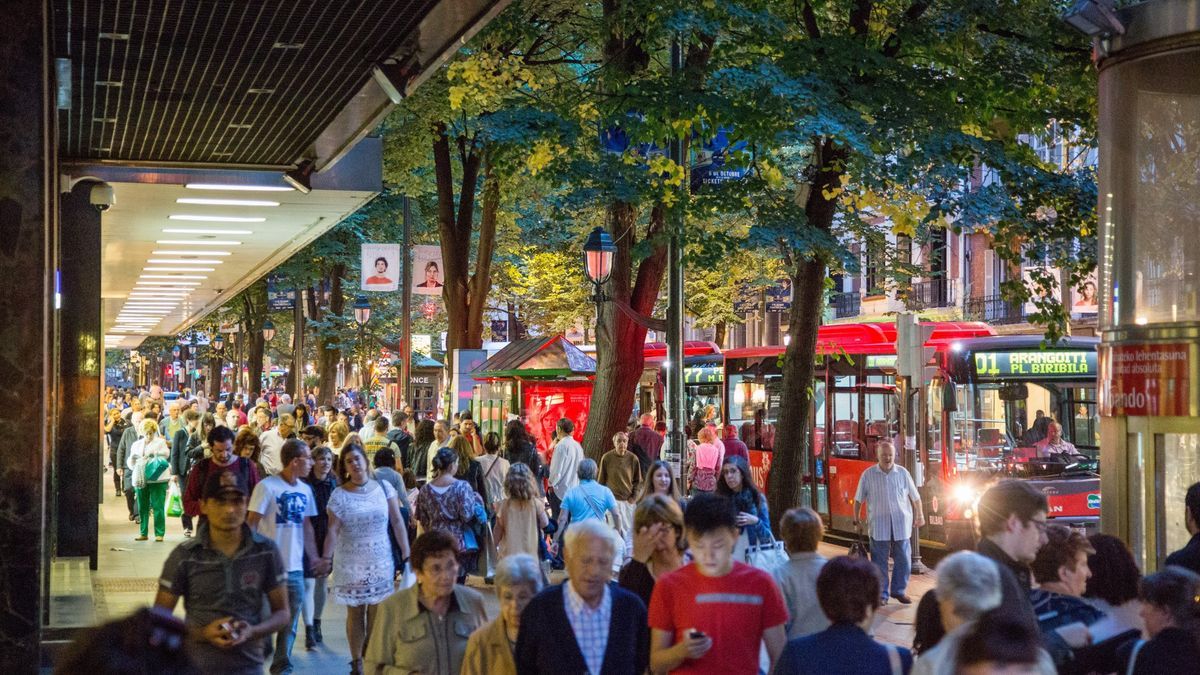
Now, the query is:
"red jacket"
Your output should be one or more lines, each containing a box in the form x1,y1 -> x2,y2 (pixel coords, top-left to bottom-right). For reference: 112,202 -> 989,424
183,456 -> 260,517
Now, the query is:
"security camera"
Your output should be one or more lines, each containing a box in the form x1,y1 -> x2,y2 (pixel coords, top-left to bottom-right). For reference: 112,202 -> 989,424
90,183 -> 114,212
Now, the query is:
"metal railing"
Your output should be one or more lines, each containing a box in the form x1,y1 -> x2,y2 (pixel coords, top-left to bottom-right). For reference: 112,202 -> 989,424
903,278 -> 955,310
830,292 -> 861,318
964,294 -> 1025,324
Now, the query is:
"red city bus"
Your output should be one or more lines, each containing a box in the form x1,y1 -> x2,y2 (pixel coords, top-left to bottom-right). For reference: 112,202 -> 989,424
723,321 -> 997,546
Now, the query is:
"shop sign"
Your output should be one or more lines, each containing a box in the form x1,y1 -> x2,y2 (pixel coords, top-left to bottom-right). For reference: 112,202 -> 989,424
1101,342 -> 1190,416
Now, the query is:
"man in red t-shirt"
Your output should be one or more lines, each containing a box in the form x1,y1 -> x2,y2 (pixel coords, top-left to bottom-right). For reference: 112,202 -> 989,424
649,493 -> 788,674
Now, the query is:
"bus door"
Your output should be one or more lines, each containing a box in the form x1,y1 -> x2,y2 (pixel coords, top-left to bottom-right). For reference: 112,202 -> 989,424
824,379 -> 898,530
810,373 -> 828,514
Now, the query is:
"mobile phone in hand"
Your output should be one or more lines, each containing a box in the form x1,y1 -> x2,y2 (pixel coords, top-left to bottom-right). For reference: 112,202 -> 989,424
689,630 -> 706,640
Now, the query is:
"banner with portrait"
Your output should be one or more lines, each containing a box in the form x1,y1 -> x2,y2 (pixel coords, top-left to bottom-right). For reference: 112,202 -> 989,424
1071,270 -> 1099,317
361,243 -> 401,292
412,245 -> 444,296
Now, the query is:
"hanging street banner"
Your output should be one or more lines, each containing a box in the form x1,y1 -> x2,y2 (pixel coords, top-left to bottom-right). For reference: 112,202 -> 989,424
361,243 -> 401,292
733,286 -> 759,314
765,279 -> 793,313
412,244 -> 444,297
691,127 -> 748,190
266,274 -> 295,311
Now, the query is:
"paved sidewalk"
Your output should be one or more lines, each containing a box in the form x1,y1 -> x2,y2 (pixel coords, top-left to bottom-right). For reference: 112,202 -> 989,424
58,469 -> 927,672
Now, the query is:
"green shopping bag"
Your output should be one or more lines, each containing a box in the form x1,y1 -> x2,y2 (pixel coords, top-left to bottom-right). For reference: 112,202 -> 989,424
166,483 -> 183,517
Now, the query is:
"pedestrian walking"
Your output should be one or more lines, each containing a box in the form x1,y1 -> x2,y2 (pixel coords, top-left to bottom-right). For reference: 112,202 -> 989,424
1120,566 -> 1200,674
716,455 -> 773,560
1083,533 -> 1145,639
462,553 -> 543,675
954,615 -> 1046,675
247,439 -> 328,675
648,493 -> 788,674
450,434 -> 489,505
170,409 -> 203,538
684,426 -> 723,497
115,416 -> 142,522
504,420 -> 542,491
322,443 -> 411,673
104,408 -> 130,498
415,447 -> 488,583
1164,482 -> 1200,575
410,419 -> 435,483
618,494 -> 685,610
1028,524 -> 1105,669
775,555 -> 913,675
301,444 -> 337,649
517,519 -> 650,675
599,431 -> 642,559
260,413 -> 297,476
630,413 -> 664,465
547,418 -> 583,521
365,530 -> 488,675
556,459 -> 624,552
130,418 -> 172,542
636,459 -> 683,506
974,479 -> 1048,632
182,426 -> 261,522
385,410 -> 413,470
851,440 -> 924,604
493,462 -> 547,561
477,431 -> 510,515
235,427 -> 267,478
772,507 -> 830,640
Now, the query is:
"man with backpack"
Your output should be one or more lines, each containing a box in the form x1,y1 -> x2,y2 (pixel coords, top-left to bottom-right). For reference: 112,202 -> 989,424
386,410 -> 413,469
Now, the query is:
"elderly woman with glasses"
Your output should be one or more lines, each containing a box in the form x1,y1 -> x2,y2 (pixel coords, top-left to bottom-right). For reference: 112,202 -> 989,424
462,554 -> 543,675
365,529 -> 487,675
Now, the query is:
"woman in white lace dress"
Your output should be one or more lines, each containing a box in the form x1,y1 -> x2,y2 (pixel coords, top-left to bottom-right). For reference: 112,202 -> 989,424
322,443 -> 411,674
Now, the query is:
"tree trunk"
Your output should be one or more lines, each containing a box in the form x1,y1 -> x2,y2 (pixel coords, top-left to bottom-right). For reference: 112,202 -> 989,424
432,126 -> 483,358
208,353 -> 222,399
315,265 -> 345,408
246,332 -> 265,397
767,139 -> 846,531
714,321 -> 727,348
581,204 -> 668,460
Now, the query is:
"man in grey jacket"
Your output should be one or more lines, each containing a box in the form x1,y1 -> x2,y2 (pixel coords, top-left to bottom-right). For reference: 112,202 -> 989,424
772,507 -> 829,639
116,420 -> 141,523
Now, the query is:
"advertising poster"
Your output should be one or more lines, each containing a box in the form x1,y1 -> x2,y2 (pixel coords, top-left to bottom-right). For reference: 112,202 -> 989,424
1100,342 -> 1191,416
765,278 -> 793,312
412,244 -> 444,296
1072,270 -> 1099,316
361,243 -> 401,292
266,274 -> 295,310
1021,267 -> 1062,314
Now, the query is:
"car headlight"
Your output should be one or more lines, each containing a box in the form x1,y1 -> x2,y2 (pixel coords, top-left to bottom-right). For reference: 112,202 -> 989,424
952,483 -> 979,504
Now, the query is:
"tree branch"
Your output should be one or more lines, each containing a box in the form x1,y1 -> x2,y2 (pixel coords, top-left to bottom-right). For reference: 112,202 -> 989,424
882,1 -> 930,58
976,23 -> 1091,55
801,0 -> 821,39
849,0 -> 872,37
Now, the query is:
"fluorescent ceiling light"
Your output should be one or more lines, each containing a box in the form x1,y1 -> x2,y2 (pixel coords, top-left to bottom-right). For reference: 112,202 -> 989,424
140,274 -> 207,280
185,183 -> 293,192
156,240 -> 242,246
135,281 -> 202,286
176,198 -> 279,207
143,267 -> 215,272
169,215 -> 264,223
163,228 -> 254,235
129,292 -> 191,298
123,304 -> 177,309
153,250 -> 232,256
147,259 -> 226,265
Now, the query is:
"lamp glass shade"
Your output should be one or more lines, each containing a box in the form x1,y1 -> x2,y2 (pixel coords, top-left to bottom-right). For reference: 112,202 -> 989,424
583,227 -> 616,285
262,320 -> 276,342
213,334 -> 224,350
353,295 -> 371,326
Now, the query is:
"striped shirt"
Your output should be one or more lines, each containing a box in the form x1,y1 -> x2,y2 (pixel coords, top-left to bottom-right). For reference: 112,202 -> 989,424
854,464 -> 920,542
564,580 -> 612,675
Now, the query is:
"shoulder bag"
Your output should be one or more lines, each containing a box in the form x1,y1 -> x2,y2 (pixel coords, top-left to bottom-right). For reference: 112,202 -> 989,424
744,530 -> 788,571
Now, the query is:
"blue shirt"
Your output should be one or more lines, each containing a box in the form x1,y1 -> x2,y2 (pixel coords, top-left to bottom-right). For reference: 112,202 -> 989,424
561,480 -> 616,523
777,623 -> 913,675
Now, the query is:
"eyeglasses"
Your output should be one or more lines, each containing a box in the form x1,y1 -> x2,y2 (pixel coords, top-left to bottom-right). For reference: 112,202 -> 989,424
1028,518 -> 1050,532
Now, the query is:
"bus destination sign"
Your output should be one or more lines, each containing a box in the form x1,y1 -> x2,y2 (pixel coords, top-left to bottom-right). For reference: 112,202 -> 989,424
973,351 -> 1097,379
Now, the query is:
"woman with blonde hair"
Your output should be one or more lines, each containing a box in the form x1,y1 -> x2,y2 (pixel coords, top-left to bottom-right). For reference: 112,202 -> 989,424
636,459 -> 683,505
618,494 -> 685,608
128,418 -> 172,541
493,463 -> 548,560
450,434 -> 487,503
328,420 -> 351,454
685,425 -> 724,496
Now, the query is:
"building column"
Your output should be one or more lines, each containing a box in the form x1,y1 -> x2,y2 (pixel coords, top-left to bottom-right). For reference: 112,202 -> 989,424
0,0 -> 54,669
55,182 -> 102,567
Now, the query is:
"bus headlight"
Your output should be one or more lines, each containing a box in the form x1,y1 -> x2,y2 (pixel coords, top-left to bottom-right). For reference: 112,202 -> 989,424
952,483 -> 980,505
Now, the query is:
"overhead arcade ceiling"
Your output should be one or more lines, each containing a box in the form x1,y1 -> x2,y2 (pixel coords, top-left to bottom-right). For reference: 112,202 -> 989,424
51,0 -> 510,350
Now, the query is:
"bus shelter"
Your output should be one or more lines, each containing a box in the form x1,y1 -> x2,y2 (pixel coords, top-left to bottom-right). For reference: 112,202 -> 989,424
1095,0 -> 1200,571
470,335 -> 596,453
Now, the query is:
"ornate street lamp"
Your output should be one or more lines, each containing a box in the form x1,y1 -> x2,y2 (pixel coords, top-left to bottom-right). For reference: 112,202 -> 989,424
262,320 -> 276,342
172,345 -> 181,358
582,226 -> 616,301
353,295 -> 372,326
213,333 -> 225,352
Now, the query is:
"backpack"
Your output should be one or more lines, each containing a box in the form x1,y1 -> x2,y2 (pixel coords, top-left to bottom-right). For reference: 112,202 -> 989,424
387,428 -> 413,469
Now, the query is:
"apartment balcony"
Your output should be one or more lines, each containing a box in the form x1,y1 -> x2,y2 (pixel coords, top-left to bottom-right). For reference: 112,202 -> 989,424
830,291 -> 861,319
964,294 -> 1026,325
902,278 -> 955,311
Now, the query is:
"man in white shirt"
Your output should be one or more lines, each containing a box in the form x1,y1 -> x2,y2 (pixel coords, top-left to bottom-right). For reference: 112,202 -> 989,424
248,438 -> 327,674
851,440 -> 924,605
259,413 -> 297,476
548,418 -> 584,522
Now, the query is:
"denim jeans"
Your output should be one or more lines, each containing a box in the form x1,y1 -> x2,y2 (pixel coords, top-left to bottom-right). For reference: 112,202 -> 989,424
270,570 -> 304,675
869,537 -> 912,600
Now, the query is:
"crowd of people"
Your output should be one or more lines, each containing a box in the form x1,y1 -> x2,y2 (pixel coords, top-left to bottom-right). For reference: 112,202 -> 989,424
70,386 -> 1200,674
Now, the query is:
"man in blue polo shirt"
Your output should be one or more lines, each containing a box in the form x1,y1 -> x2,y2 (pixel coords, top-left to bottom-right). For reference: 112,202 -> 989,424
155,468 -> 290,674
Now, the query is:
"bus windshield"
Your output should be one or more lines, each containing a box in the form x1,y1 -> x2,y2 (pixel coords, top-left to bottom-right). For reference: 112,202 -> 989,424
950,380 -> 1099,473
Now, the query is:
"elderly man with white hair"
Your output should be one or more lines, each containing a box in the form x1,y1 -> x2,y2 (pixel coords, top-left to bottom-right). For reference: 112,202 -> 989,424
516,519 -> 649,675
914,551 -> 1055,675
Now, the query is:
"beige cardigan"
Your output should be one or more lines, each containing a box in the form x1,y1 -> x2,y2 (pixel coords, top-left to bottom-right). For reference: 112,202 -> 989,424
365,583 -> 487,675
461,617 -> 517,675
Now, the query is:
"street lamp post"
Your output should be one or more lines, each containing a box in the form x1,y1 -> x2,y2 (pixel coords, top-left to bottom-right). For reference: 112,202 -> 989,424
213,333 -> 225,394
262,320 -> 275,393
353,295 -> 371,392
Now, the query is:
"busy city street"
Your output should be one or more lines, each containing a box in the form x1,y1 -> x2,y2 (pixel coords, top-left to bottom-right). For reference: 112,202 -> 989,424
4,0 -> 1200,674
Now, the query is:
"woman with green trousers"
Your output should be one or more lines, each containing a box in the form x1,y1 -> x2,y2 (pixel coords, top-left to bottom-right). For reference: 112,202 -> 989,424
128,418 -> 172,541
